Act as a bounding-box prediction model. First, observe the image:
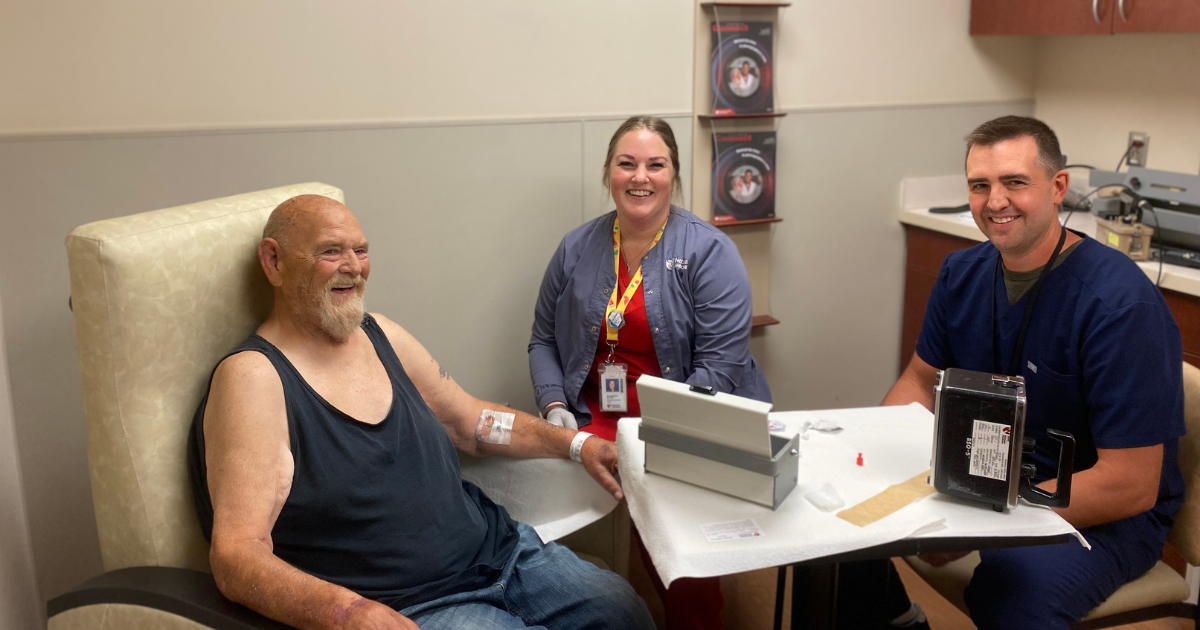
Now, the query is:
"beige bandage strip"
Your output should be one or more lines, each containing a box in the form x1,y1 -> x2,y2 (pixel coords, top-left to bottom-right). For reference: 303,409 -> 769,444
836,470 -> 935,528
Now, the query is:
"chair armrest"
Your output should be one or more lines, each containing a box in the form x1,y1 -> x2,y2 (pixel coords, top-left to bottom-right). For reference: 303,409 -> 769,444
48,566 -> 293,630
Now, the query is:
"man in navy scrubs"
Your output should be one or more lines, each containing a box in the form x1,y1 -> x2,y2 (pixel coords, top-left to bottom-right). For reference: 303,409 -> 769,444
859,116 -> 1186,630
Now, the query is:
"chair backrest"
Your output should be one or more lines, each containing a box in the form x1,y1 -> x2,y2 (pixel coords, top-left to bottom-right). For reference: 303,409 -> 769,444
66,183 -> 344,572
1170,361 -> 1200,565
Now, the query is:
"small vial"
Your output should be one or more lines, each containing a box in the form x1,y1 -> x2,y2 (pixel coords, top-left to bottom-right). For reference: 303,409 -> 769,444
856,452 -> 863,466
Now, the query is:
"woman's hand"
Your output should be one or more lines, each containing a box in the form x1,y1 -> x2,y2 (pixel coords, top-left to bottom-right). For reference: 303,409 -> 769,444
544,404 -> 578,430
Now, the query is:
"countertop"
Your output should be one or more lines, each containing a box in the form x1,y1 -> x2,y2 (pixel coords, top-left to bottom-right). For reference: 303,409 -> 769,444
897,176 -> 1200,298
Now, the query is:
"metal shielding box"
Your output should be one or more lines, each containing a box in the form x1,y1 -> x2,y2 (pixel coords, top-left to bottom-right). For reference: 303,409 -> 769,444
637,376 -> 798,509
930,369 -> 1027,510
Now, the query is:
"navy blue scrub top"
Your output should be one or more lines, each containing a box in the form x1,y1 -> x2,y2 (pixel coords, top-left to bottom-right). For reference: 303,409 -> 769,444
916,232 -> 1186,524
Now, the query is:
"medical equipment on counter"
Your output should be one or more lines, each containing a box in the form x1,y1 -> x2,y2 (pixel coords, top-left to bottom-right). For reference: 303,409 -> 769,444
1090,167 -> 1200,266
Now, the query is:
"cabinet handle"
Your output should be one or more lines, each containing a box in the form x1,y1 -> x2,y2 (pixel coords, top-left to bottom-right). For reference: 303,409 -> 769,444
1118,0 -> 1128,22
1093,0 -> 1102,24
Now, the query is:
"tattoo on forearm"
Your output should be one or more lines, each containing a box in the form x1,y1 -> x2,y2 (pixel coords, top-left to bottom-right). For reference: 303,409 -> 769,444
436,362 -> 451,380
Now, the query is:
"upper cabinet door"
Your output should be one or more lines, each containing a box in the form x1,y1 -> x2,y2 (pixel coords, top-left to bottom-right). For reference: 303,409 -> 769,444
1111,0 -> 1200,32
970,0 -> 1114,35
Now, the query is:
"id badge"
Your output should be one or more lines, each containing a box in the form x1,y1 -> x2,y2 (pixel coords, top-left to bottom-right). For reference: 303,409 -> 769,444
600,363 -> 628,413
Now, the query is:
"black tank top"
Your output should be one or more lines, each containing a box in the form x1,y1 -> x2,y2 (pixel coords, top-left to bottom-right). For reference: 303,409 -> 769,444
188,314 -> 519,610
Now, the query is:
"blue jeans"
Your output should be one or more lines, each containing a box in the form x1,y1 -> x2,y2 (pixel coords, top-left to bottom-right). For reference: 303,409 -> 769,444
399,523 -> 655,630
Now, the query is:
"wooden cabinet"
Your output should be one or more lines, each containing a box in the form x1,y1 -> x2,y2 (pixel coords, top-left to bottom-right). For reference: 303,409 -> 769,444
900,225 -> 1200,371
970,0 -> 1114,35
1111,0 -> 1200,33
970,0 -> 1200,35
899,227 -> 986,373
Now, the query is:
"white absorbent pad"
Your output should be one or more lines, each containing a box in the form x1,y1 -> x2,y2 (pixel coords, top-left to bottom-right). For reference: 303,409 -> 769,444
459,453 -> 618,543
617,403 -> 1082,587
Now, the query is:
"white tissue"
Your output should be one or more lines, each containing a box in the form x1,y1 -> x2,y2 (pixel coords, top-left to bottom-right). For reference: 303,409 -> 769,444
812,419 -> 843,433
805,483 -> 845,512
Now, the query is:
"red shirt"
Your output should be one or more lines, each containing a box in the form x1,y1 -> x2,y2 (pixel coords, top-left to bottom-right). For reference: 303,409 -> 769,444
581,251 -> 663,441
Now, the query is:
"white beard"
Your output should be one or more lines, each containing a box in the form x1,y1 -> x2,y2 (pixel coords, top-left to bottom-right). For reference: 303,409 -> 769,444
290,273 -> 366,343
317,288 -> 365,343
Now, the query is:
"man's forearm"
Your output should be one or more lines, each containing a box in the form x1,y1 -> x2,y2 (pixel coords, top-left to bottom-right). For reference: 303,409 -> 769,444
211,541 -> 364,630
469,402 -> 575,459
881,372 -> 934,410
1038,456 -> 1159,529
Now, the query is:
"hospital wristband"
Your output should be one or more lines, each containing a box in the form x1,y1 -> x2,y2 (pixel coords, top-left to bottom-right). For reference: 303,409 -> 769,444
569,431 -> 593,463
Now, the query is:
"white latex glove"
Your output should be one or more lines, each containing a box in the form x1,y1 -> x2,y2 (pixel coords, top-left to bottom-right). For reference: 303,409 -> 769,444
545,406 -> 579,430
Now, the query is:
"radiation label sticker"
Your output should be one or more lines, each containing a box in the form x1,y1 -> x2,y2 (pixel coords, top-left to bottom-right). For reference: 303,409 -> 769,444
968,420 -> 1011,481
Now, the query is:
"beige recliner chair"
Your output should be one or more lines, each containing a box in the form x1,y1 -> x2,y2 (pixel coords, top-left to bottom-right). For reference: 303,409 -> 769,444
51,183 -> 630,629
905,361 -> 1200,629
50,183 -> 343,630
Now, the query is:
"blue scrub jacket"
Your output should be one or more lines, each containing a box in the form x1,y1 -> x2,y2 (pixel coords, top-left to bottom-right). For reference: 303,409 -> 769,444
917,233 -> 1186,522
528,206 -> 771,427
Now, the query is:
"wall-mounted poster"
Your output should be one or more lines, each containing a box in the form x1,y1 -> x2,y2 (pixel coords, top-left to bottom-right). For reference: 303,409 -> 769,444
710,21 -> 774,116
712,131 -> 776,223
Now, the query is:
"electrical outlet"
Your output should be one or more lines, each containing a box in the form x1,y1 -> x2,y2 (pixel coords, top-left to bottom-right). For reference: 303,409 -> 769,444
1127,132 -> 1150,167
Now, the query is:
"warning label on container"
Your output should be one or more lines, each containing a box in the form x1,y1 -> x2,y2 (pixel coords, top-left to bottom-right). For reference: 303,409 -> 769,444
968,420 -> 1011,481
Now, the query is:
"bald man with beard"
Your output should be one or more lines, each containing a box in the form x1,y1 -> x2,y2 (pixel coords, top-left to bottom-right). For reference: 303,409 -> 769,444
187,195 -> 654,630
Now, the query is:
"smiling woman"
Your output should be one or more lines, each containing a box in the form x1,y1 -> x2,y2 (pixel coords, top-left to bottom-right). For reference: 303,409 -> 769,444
527,116 -> 772,630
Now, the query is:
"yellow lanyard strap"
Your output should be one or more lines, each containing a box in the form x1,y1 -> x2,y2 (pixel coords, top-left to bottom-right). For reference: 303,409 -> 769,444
605,218 -> 667,344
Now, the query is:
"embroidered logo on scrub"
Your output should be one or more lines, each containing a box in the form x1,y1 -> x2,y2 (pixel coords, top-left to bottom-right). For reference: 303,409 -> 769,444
665,258 -> 690,271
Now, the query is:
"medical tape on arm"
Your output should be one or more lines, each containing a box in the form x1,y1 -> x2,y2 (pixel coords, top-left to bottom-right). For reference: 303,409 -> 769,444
476,409 -> 515,445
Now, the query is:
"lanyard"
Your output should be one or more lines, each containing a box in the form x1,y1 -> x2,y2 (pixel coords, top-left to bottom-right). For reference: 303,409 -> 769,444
991,227 -> 1068,376
605,218 -> 667,354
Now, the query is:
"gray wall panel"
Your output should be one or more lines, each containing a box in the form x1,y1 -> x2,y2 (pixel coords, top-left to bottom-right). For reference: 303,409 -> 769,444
753,100 -> 1033,413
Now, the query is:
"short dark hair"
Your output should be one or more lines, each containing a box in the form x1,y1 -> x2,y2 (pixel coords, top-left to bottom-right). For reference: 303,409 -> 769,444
965,116 -> 1064,177
602,116 -> 684,201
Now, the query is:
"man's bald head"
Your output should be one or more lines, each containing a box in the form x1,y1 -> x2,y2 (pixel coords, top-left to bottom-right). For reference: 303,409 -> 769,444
258,194 -> 370,343
263,194 -> 353,251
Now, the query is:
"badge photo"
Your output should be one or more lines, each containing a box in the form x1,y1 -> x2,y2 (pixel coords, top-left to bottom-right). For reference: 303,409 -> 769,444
601,363 -> 629,413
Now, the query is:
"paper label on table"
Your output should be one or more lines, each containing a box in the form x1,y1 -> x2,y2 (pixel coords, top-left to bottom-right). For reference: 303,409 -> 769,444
1108,231 -> 1121,246
699,519 -> 764,542
837,470 -> 936,527
968,419 -> 1011,481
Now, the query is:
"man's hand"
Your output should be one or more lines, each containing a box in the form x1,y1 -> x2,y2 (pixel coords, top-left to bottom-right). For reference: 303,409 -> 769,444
580,437 -> 623,501
337,598 -> 421,630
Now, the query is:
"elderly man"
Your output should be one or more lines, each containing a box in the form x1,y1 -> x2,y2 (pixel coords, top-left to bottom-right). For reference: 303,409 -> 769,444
840,116 -> 1187,630
187,195 -> 654,630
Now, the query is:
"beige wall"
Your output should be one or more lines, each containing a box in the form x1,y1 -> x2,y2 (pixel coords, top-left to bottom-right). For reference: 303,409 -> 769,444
776,0 -> 1036,108
0,295 -> 43,630
0,0 -> 1037,135
0,0 -> 693,134
1034,34 -> 1200,175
